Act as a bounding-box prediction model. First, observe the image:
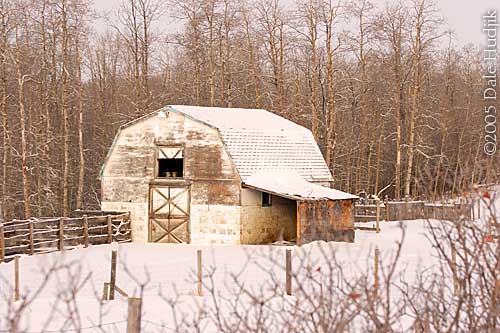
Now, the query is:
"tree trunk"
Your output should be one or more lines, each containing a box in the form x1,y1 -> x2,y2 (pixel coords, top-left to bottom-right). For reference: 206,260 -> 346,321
308,9 -> 318,140
141,1 -> 149,110
0,2 -> 10,219
15,32 -> 31,219
324,20 -> 336,175
61,0 -> 70,216
76,28 -> 85,210
206,0 -> 215,107
244,13 -> 261,108
405,5 -> 422,198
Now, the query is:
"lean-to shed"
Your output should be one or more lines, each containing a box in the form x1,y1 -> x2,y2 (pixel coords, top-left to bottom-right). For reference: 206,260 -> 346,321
100,105 -> 358,244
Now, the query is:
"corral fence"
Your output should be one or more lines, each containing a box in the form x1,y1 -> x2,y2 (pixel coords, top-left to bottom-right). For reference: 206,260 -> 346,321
0,211 -> 131,262
355,199 -> 477,224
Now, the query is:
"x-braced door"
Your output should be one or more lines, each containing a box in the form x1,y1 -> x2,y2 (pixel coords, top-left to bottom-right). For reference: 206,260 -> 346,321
149,185 -> 190,243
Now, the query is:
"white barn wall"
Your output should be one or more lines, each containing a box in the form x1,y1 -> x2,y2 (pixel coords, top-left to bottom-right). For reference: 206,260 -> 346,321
101,201 -> 149,242
240,188 -> 296,244
190,205 -> 241,244
101,111 -> 242,244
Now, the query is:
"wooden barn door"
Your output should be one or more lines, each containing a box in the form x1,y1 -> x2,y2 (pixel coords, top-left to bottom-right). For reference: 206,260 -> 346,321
148,185 -> 190,243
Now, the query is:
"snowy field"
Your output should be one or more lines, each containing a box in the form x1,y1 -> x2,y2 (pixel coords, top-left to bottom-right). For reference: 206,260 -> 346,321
0,221 -> 438,331
0,189 -> 498,332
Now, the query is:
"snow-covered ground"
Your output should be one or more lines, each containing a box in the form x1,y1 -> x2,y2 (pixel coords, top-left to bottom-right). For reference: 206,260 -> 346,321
0,188 -> 498,332
0,221 -> 435,332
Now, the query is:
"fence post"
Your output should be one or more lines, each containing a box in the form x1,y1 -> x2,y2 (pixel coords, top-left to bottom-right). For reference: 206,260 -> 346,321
83,215 -> 89,248
126,297 -> 142,333
102,282 -> 109,301
127,212 -> 132,241
451,246 -> 458,296
492,279 -> 500,318
286,249 -> 292,295
109,249 -> 117,300
0,224 -> 4,263
28,220 -> 34,255
107,215 -> 113,244
477,198 -> 481,219
385,196 -> 389,221
58,218 -> 64,251
375,199 -> 380,233
373,247 -> 379,297
197,250 -> 202,296
404,196 -> 409,220
14,256 -> 20,301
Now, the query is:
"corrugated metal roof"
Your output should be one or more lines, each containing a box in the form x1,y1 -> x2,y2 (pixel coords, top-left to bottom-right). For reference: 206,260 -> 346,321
244,172 -> 358,201
167,105 -> 332,183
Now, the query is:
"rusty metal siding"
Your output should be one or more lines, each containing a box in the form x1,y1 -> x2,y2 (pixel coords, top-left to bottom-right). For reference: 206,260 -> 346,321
297,199 -> 355,244
341,200 -> 354,229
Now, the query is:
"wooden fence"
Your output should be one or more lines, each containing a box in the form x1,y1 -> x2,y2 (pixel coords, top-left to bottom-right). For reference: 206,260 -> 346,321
355,200 -> 476,224
0,212 -> 131,262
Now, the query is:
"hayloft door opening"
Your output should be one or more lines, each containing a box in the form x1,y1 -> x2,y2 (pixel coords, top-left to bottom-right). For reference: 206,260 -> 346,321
156,146 -> 184,178
148,185 -> 190,243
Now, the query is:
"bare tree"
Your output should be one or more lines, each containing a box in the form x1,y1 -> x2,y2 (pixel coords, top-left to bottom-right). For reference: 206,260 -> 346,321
320,0 -> 342,175
379,1 -> 408,200
404,0 -> 443,197
0,0 -> 12,219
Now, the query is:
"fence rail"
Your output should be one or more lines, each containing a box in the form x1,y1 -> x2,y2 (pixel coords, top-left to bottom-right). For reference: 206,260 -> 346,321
0,212 -> 131,262
355,200 -> 477,224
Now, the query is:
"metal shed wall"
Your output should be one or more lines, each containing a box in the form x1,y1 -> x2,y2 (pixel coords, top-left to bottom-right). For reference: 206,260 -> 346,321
297,199 -> 355,244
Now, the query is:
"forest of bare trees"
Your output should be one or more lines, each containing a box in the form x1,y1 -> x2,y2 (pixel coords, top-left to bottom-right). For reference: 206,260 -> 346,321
0,0 -> 497,219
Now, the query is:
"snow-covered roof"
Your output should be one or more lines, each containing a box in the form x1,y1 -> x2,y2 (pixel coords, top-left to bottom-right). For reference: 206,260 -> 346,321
244,172 -> 358,201
166,105 -> 332,183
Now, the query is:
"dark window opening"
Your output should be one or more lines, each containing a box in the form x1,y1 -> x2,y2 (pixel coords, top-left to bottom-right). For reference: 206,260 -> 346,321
158,158 -> 183,178
262,192 -> 272,207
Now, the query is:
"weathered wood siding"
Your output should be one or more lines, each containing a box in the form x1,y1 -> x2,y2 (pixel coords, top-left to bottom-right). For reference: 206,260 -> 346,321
297,199 -> 355,244
101,111 -> 241,243
240,188 -> 297,244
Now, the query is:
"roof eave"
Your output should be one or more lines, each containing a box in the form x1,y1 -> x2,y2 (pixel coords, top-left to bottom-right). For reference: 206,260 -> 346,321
242,183 -> 358,201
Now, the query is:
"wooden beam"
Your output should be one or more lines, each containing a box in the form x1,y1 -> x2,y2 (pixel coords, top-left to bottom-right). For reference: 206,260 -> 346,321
296,202 -> 302,244
107,215 -> 113,244
83,215 -> 89,248
14,256 -> 20,301
385,197 -> 389,221
102,282 -> 109,301
126,298 -> 142,333
28,221 -> 34,255
286,249 -> 292,296
0,224 -> 4,263
451,246 -> 459,296
197,250 -> 202,296
373,247 -> 379,297
58,218 -> 64,251
115,285 -> 129,298
477,198 -> 481,219
109,250 -> 117,300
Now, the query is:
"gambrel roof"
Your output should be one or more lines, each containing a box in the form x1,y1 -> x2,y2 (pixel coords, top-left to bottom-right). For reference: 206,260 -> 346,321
165,105 -> 333,183
102,105 -> 333,183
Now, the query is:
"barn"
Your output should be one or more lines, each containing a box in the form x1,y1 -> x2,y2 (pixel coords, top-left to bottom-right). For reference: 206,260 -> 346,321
100,105 -> 358,245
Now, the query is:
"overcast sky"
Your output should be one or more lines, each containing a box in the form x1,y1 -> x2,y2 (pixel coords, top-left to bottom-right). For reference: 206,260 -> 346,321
93,0 -> 499,47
